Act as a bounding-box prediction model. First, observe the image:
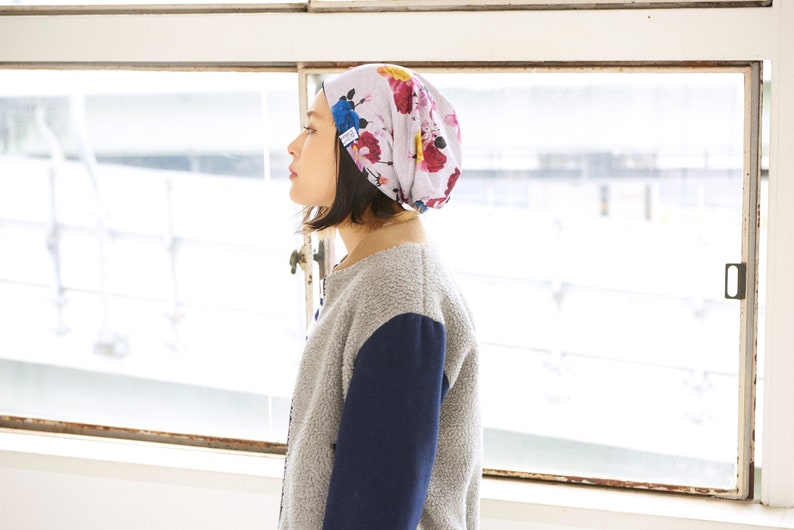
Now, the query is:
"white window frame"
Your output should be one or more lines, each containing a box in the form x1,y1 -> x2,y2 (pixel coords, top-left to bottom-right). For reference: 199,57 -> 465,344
0,1 -> 792,510
0,0 -> 771,17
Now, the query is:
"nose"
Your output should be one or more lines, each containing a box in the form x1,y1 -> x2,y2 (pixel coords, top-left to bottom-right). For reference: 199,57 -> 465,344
287,131 -> 302,157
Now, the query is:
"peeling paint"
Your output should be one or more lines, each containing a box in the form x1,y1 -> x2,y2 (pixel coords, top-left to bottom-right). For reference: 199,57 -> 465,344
483,467 -> 737,497
0,415 -> 287,455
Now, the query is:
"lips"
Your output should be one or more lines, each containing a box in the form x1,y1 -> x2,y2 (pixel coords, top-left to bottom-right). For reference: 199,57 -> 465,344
288,166 -> 298,179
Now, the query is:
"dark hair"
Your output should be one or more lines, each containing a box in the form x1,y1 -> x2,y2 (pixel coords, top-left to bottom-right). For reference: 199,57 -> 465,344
302,139 -> 402,232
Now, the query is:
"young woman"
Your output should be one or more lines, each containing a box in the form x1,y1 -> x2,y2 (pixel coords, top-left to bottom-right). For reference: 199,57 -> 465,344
279,64 -> 481,530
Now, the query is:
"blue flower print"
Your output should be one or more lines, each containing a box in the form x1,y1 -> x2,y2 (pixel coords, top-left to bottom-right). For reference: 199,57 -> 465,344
331,98 -> 360,146
412,200 -> 428,213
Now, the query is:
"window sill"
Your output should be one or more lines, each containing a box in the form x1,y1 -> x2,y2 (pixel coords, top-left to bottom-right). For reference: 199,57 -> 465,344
2,428 -> 794,529
480,477 -> 794,529
0,427 -> 285,478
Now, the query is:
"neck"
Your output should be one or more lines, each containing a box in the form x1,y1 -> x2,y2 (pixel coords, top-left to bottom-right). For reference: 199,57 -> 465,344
337,208 -> 419,256
337,219 -> 373,256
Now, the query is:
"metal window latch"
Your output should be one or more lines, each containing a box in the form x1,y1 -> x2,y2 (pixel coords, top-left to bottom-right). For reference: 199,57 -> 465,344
724,262 -> 747,300
289,249 -> 303,275
289,244 -> 326,275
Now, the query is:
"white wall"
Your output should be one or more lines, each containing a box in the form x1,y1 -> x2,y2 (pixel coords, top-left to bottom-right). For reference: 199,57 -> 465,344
2,429 -> 794,530
1,455 -> 277,528
0,447 -> 282,529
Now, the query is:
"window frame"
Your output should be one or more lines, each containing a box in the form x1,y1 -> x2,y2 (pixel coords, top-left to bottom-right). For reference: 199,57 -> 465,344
307,0 -> 771,12
0,0 -> 772,17
0,2 -> 792,510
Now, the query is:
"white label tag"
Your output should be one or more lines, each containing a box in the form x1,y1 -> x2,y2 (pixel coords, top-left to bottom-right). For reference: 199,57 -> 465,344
339,127 -> 359,147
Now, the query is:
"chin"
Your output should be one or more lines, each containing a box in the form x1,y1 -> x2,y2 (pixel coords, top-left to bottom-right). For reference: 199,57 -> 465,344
288,187 -> 307,206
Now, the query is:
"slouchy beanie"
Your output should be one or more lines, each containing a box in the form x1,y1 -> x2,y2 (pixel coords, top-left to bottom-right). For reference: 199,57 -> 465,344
322,64 -> 462,212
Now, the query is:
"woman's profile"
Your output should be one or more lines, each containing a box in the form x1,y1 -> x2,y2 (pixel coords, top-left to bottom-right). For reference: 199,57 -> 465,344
279,63 -> 481,530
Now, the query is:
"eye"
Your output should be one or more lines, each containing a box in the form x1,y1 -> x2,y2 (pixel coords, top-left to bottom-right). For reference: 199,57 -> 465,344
303,126 -> 316,134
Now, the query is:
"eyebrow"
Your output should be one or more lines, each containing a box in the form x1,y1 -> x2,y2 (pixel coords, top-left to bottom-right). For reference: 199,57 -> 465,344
305,110 -> 329,127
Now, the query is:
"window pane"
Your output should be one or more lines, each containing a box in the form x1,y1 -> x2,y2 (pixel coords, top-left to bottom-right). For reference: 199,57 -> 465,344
418,70 -> 749,490
0,70 -> 304,442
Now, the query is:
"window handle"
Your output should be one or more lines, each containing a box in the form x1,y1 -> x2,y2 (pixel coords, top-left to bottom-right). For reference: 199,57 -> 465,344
289,245 -> 326,275
724,262 -> 747,300
289,249 -> 303,275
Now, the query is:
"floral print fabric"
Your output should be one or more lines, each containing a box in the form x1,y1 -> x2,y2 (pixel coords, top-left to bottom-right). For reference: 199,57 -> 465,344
323,64 -> 462,212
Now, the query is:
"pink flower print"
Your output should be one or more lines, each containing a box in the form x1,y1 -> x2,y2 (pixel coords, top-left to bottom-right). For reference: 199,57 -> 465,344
425,167 -> 461,208
444,113 -> 462,141
415,86 -> 432,113
378,66 -> 416,114
419,120 -> 436,145
351,131 -> 382,168
419,141 -> 447,173
391,79 -> 414,114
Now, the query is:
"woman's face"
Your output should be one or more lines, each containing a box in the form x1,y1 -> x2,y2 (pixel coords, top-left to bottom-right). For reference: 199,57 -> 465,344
287,90 -> 338,207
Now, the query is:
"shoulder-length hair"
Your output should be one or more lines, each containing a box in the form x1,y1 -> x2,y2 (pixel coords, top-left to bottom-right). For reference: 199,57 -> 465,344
302,138 -> 402,232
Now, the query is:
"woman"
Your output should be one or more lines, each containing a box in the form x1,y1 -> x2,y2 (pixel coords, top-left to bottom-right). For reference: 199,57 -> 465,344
279,64 -> 481,530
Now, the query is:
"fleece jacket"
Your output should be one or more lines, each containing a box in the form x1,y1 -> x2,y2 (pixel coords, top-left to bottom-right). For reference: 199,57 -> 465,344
278,213 -> 481,529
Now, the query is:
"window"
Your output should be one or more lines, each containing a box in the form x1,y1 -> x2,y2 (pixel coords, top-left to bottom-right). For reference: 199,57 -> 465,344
0,69 -> 304,446
302,64 -> 762,497
0,64 -> 765,494
1,0 -> 792,510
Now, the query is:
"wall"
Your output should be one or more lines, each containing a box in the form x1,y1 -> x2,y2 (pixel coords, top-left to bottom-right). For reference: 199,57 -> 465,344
2,429 -> 793,529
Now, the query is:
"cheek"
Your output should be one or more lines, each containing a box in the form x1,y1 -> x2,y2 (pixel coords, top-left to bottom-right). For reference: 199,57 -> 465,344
300,132 -> 338,206
321,165 -> 337,205
305,135 -> 336,169
321,141 -> 338,201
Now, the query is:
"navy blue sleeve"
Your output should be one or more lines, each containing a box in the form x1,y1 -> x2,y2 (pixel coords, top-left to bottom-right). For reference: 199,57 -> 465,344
322,312 -> 450,530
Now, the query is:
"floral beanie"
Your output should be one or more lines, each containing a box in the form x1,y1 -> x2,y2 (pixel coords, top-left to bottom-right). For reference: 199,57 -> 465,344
322,64 -> 462,212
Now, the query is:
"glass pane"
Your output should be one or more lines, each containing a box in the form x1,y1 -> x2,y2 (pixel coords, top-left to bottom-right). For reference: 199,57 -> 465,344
418,70 -> 748,490
0,70 -> 304,442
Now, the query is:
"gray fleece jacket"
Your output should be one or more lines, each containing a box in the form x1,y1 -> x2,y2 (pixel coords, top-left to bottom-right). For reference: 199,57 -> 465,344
279,214 -> 481,529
